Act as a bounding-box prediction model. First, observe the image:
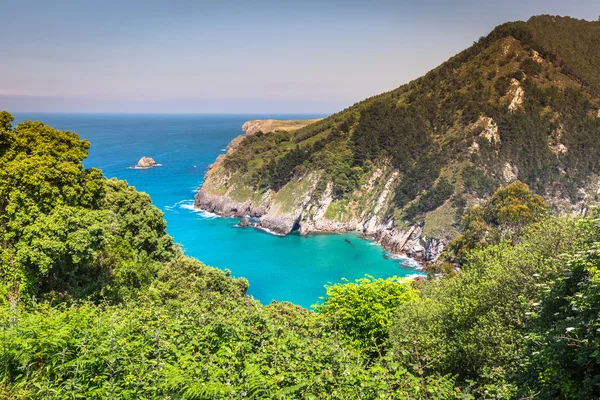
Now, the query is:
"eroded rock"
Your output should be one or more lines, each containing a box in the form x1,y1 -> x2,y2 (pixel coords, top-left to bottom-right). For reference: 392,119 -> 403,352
136,157 -> 158,168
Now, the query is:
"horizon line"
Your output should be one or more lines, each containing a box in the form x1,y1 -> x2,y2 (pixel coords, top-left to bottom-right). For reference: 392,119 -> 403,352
8,111 -> 331,116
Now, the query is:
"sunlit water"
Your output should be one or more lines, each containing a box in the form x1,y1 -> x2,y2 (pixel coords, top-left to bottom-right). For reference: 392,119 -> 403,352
13,113 -> 424,307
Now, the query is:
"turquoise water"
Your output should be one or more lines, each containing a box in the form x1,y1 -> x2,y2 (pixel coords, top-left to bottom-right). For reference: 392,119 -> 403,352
12,113 -> 424,307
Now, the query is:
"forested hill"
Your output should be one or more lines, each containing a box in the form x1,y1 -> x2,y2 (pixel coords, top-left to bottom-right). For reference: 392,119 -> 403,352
196,15 -> 600,261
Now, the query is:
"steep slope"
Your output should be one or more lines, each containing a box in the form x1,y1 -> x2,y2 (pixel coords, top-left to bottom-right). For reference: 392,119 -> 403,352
196,15 -> 600,261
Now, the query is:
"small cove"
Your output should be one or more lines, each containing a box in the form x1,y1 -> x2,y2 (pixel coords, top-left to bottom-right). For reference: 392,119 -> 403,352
13,113 -> 425,308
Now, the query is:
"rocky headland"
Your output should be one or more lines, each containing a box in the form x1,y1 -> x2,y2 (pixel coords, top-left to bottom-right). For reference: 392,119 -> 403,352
194,120 -> 444,263
241,119 -> 322,136
194,20 -> 600,263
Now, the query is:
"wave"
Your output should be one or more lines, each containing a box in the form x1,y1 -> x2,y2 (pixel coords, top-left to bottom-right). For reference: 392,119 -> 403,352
403,273 -> 427,280
386,252 -> 423,269
254,225 -> 285,237
164,199 -> 218,219
128,164 -> 163,170
195,209 -> 219,219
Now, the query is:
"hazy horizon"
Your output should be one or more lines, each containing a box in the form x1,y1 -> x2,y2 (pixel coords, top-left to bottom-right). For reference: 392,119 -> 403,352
3,0 -> 600,114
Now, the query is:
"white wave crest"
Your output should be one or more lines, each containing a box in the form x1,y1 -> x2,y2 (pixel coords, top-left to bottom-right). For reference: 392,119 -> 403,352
254,225 -> 285,237
128,164 -> 163,170
386,252 -> 422,269
165,199 -> 218,219
403,273 -> 427,280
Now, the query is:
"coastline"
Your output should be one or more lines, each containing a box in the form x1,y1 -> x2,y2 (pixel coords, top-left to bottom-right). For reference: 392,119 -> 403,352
194,188 -> 445,265
194,118 -> 449,264
193,202 -> 427,272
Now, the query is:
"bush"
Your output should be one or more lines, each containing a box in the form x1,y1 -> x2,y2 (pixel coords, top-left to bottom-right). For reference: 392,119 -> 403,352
315,276 -> 417,351
391,215 -> 583,390
520,58 -> 542,76
494,75 -> 512,96
404,177 -> 454,220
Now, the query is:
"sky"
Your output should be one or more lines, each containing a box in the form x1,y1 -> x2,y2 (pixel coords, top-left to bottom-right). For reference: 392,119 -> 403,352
1,0 -> 599,114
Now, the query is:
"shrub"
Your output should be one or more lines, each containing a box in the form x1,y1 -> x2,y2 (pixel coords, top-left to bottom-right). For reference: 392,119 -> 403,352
315,276 -> 417,351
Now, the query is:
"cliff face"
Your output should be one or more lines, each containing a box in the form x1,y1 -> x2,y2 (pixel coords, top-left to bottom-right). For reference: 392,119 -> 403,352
195,16 -> 600,262
195,133 -> 448,262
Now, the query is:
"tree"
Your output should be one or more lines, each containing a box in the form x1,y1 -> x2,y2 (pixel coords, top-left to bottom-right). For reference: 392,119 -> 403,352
0,112 -> 174,303
315,276 -> 417,352
0,111 -> 13,131
519,241 -> 600,398
441,181 -> 549,266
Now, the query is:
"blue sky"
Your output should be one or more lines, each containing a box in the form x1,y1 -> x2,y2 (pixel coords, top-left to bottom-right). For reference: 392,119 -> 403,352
1,0 -> 599,113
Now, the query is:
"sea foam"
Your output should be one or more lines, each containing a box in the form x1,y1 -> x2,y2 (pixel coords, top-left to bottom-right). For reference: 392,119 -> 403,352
165,199 -> 218,219
128,164 -> 163,170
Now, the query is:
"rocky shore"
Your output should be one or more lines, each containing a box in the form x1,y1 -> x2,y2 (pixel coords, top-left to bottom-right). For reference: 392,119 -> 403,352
194,121 -> 449,263
195,183 -> 446,263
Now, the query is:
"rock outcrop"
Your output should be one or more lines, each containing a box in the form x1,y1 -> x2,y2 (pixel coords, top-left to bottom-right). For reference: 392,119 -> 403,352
241,119 -> 322,136
237,217 -> 251,228
135,157 -> 158,168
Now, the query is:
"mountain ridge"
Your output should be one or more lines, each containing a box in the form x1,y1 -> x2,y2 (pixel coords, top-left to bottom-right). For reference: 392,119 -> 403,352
195,15 -> 600,262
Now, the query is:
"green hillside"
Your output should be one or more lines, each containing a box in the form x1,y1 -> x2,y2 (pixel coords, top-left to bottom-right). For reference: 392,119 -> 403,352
200,15 -> 600,259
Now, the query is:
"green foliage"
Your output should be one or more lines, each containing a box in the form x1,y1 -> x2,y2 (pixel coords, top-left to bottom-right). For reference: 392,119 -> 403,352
517,210 -> 600,398
442,181 -> 549,265
315,276 -> 417,352
461,166 -> 498,198
0,113 -> 174,303
0,278 -> 458,399
527,15 -> 600,95
0,111 -> 13,132
391,215 -> 584,393
393,153 -> 445,212
149,256 -> 249,304
483,181 -> 548,228
351,101 -> 432,170
494,75 -> 512,96
0,111 -> 13,156
519,58 -> 542,76
263,144 -> 314,191
404,177 -> 454,220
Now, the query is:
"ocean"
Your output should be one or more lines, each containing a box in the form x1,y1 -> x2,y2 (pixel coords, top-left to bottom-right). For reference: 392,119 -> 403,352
12,113 -> 424,308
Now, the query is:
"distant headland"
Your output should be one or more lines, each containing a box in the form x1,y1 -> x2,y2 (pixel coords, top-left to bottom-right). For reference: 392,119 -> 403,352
241,119 -> 322,135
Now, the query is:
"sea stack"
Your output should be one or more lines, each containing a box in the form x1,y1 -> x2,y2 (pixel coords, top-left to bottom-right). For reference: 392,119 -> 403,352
136,157 -> 158,168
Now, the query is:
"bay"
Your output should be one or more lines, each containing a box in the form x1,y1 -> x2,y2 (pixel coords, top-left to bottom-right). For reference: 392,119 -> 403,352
12,113 -> 424,307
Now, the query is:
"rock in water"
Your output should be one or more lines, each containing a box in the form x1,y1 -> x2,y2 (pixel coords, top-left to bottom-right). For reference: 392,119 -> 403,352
237,217 -> 251,228
136,157 -> 158,168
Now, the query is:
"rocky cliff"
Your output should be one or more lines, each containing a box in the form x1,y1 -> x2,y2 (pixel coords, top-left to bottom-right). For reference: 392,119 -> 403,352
195,121 -> 448,262
195,16 -> 600,262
